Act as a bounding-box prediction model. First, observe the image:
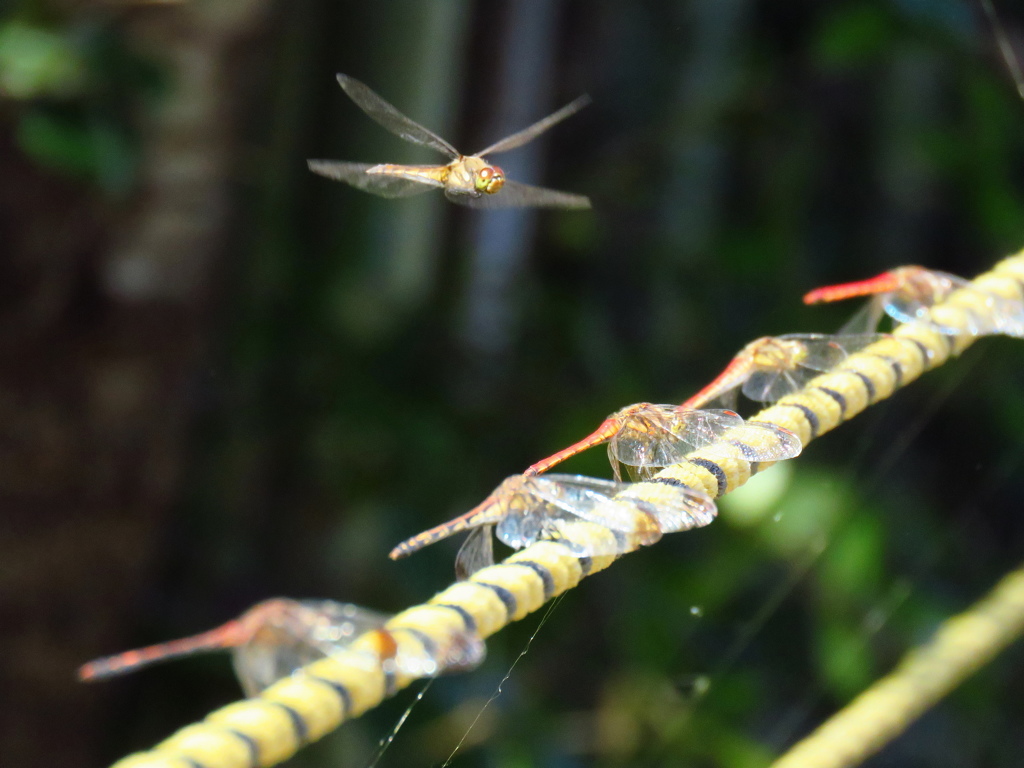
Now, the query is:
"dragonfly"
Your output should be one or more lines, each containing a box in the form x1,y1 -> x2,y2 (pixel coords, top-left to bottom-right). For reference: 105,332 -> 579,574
524,404 -> 803,480
802,265 -> 1016,336
389,472 -> 717,578
308,74 -> 591,209
678,333 -> 889,411
78,598 -> 484,697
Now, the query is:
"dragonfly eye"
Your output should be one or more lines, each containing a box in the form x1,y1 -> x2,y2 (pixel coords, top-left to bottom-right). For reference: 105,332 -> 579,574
475,165 -> 505,194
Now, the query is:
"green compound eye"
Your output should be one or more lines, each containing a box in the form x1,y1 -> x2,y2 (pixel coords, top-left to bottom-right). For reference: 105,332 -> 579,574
475,165 -> 505,194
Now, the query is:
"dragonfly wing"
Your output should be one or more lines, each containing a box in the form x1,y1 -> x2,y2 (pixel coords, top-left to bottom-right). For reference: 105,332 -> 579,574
838,298 -> 887,334
232,600 -> 391,696
885,272 -> 969,327
494,475 -> 632,557
474,95 -> 592,156
696,386 -> 740,412
741,369 -> 784,403
446,181 -> 591,210
558,450 -> 718,532
307,161 -> 438,198
231,601 -> 324,696
710,419 -> 803,462
739,334 -> 870,403
335,74 -> 458,158
306,600 -> 480,681
797,333 -> 887,370
233,641 -> 296,697
604,405 -> 678,469
526,474 -> 636,531
614,408 -> 801,465
455,525 -> 495,580
767,369 -> 807,403
628,484 -> 718,533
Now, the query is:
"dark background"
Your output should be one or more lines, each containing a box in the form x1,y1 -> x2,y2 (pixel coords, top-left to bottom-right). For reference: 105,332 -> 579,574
3,1 -> 1024,767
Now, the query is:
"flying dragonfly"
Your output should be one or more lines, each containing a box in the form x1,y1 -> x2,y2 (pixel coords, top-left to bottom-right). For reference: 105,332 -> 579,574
678,333 -> 888,411
78,598 -> 484,697
524,405 -> 802,480
803,265 -> 1019,336
308,74 -> 591,209
389,473 -> 717,578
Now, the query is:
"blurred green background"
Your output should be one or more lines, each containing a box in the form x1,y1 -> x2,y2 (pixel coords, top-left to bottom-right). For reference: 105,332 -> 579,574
3,1 -> 1024,767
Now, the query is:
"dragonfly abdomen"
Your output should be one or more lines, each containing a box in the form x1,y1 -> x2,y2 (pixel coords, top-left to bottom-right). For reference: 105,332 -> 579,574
78,623 -> 245,681
389,508 -> 492,560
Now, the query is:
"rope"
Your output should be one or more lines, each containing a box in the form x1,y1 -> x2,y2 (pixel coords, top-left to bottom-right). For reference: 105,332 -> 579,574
769,561 -> 1024,768
106,251 -> 1024,768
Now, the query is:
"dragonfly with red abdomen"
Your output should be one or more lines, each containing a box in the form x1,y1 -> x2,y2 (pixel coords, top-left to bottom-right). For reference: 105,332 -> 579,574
678,333 -> 888,411
389,472 -> 717,578
79,598 -> 484,697
803,265 -> 1020,336
524,405 -> 802,480
308,74 -> 591,209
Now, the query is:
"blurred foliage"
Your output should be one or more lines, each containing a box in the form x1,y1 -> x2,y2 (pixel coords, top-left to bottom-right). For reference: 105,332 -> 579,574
1,13 -> 162,194
4,0 -> 1024,767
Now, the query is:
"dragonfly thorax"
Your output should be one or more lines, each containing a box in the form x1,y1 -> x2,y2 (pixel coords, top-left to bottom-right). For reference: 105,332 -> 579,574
898,267 -> 956,304
749,336 -> 808,371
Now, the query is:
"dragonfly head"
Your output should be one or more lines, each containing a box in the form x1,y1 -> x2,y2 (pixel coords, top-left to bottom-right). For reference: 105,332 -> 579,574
474,165 -> 505,194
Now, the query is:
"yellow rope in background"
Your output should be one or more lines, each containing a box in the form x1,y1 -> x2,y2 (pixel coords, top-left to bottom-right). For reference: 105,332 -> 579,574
107,251 -> 1024,768
770,561 -> 1024,768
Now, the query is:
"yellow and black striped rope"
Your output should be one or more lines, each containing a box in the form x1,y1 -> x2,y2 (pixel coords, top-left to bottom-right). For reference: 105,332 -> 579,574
106,251 -> 1024,768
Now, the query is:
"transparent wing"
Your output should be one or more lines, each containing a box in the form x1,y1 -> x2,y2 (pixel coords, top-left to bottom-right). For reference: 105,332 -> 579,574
610,406 -> 801,470
794,333 -> 886,367
455,524 -> 495,580
386,625 -> 486,678
882,270 -> 969,332
307,160 -> 438,198
716,419 -> 803,462
838,298 -> 888,334
922,278 -> 1015,336
335,74 -> 458,158
233,600 -> 389,697
741,333 -> 886,403
607,405 -> 695,471
493,474 -> 637,558
893,270 -> 968,316
525,474 -> 636,532
613,476 -> 718,533
474,95 -> 592,156
693,386 -> 740,412
742,368 -> 792,404
446,181 -> 591,210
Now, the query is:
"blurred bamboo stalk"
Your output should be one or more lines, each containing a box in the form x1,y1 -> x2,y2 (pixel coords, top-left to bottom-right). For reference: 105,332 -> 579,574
103,0 -> 271,301
770,560 -> 1024,768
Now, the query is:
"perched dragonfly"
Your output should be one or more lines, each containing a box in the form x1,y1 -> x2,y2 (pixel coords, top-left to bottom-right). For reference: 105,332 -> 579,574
308,74 -> 591,209
78,599 -> 484,697
803,265 -> 1015,336
679,333 -> 888,411
525,405 -> 802,480
389,473 -> 717,578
